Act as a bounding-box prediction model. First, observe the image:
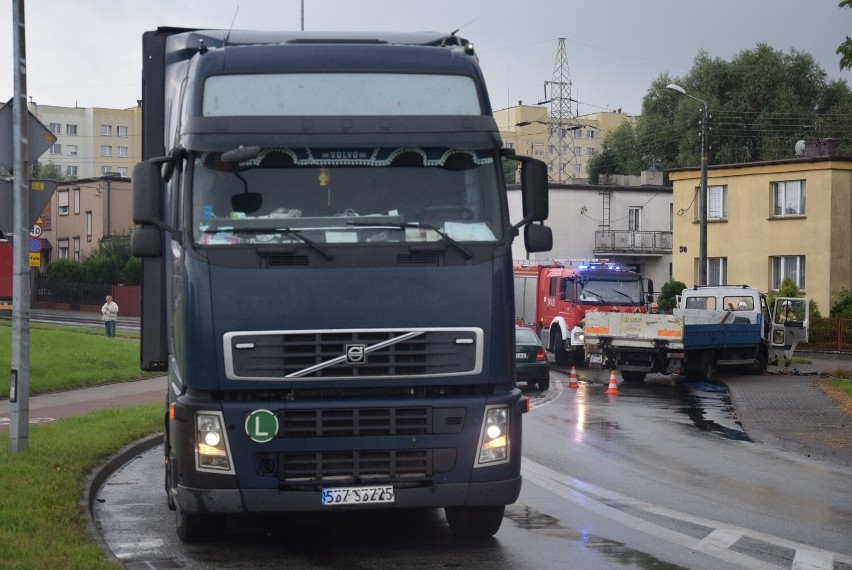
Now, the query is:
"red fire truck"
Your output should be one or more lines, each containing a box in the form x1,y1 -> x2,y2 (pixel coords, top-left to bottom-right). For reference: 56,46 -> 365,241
513,261 -> 653,365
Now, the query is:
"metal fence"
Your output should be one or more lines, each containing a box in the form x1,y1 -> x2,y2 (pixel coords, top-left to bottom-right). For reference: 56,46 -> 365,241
801,317 -> 852,353
594,230 -> 673,254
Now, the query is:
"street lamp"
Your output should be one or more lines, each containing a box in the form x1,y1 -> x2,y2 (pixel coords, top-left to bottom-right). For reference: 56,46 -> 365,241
667,83 -> 709,286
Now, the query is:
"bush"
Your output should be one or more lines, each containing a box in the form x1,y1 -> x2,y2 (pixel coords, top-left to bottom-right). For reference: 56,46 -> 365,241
121,256 -> 141,285
85,256 -> 120,285
45,258 -> 85,284
768,276 -> 821,317
831,288 -> 852,318
657,279 -> 687,312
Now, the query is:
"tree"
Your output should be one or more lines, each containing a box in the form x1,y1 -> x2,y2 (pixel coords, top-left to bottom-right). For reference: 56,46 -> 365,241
85,256 -> 120,285
657,279 -> 687,312
83,230 -> 133,270
121,256 -> 141,285
591,43 -> 852,178
45,258 -> 85,284
586,121 -> 645,184
769,276 -> 822,318
838,1 -> 852,70
830,288 -> 852,317
30,160 -> 66,180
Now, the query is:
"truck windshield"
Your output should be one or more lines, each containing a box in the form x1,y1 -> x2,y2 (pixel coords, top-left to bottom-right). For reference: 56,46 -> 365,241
578,277 -> 643,306
191,147 -> 504,246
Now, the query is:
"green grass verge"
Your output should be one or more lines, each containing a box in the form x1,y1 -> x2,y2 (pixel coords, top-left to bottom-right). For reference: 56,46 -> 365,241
0,404 -> 162,569
0,321 -> 158,395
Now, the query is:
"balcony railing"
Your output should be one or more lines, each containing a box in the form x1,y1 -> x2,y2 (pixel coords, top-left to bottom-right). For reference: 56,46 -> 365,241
594,230 -> 672,255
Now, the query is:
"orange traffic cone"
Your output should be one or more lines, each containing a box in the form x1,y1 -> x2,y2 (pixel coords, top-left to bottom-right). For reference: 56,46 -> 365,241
568,366 -> 579,389
605,370 -> 619,395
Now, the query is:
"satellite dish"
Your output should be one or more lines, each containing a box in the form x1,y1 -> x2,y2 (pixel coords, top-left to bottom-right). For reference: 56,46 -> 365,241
795,140 -> 806,157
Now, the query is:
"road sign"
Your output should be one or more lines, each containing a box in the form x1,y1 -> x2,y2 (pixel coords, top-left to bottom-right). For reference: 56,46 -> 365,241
0,178 -> 58,234
29,223 -> 41,238
28,238 -> 41,253
29,252 -> 39,267
0,100 -> 57,171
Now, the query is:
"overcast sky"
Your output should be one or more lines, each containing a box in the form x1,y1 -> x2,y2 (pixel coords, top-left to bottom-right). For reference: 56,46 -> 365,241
2,0 -> 850,117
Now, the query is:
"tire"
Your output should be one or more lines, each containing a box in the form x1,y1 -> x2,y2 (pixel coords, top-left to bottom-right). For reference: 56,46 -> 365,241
175,504 -> 226,544
701,352 -> 716,382
538,375 -> 551,391
748,352 -> 768,375
551,327 -> 570,366
621,371 -> 646,383
445,505 -> 505,537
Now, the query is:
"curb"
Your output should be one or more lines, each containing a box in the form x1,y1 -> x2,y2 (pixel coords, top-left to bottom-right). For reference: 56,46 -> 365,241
80,432 -> 164,563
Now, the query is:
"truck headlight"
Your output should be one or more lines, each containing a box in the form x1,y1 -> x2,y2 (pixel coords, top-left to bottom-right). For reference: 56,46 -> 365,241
476,405 -> 510,466
195,411 -> 233,473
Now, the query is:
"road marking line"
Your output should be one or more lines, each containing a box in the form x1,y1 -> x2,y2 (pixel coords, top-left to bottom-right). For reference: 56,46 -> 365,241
522,458 -> 850,570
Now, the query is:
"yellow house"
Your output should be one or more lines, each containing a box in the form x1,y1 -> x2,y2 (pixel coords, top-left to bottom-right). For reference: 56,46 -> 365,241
668,156 -> 852,313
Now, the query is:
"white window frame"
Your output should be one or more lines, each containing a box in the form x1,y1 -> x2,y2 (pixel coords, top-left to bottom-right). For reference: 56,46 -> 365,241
86,211 -> 93,242
117,125 -> 128,137
771,255 -> 805,289
66,124 -> 78,136
73,188 -> 80,215
72,237 -> 80,261
58,238 -> 69,259
57,190 -> 69,215
772,180 -> 806,217
65,165 -> 77,177
628,207 -> 642,232
101,166 -> 112,175
50,143 -> 61,155
49,122 -> 61,134
697,185 -> 727,220
100,124 -> 112,136
586,130 -> 596,139
697,257 -> 727,286
67,144 -> 77,156
100,145 -> 112,157
118,146 -> 128,157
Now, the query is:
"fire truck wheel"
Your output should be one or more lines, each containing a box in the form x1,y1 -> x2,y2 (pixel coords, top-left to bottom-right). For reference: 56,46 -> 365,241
551,328 -> 571,365
621,371 -> 646,383
175,505 -> 226,544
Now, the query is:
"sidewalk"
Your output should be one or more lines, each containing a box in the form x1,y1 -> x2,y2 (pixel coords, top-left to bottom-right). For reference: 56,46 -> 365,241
722,352 -> 852,467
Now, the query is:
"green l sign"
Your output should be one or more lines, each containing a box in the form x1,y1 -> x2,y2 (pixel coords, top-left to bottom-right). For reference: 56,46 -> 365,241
245,409 -> 278,443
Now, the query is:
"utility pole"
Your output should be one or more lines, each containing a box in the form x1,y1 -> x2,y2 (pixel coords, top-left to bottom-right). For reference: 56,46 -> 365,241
9,0 -> 31,452
538,38 -> 577,184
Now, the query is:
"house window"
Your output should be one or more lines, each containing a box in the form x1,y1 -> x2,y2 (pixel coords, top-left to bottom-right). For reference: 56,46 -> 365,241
505,142 -> 514,149
771,256 -> 805,289
586,147 -> 595,156
67,144 -> 77,156
629,207 -> 642,232
50,143 -> 61,155
66,124 -> 77,136
772,180 -> 806,216
705,185 -> 727,220
100,125 -> 112,136
73,237 -> 80,261
118,167 -> 128,177
49,123 -> 61,134
101,166 -> 112,175
100,145 -> 112,157
573,129 -> 582,139
58,238 -> 69,259
586,130 -> 596,139
58,190 -> 69,215
86,211 -> 93,242
573,163 -> 581,174
117,125 -> 128,137
65,165 -> 77,177
73,188 -> 80,214
707,258 -> 727,286
118,146 -> 128,157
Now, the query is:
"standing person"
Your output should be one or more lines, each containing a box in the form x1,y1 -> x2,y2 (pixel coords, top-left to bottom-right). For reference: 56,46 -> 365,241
648,302 -> 660,314
102,295 -> 118,337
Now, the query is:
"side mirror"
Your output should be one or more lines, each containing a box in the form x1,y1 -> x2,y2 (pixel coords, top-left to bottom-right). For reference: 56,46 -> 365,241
132,160 -> 163,225
524,223 -> 552,253
519,157 -> 548,222
131,225 -> 163,258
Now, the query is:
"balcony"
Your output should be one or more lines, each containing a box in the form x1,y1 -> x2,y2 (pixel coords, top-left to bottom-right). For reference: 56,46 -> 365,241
594,230 -> 672,255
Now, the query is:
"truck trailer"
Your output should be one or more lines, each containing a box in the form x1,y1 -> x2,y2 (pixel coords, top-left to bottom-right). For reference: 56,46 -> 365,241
131,28 -> 552,542
584,285 -> 809,382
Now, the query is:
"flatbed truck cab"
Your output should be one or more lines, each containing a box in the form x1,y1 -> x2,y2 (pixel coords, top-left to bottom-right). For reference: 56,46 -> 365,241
131,28 -> 551,542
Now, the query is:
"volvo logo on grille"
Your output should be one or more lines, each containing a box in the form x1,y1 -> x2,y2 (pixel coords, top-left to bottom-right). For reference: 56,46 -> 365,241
345,344 -> 366,364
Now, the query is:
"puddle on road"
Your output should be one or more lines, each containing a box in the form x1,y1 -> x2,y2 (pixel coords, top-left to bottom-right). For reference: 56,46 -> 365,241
504,504 -> 687,569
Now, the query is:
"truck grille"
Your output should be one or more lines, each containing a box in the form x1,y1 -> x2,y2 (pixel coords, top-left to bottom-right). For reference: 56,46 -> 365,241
281,449 -> 432,482
281,407 -> 430,437
224,328 -> 483,380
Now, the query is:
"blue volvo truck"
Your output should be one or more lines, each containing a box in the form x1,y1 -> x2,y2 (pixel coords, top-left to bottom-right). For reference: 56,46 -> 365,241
131,28 -> 552,542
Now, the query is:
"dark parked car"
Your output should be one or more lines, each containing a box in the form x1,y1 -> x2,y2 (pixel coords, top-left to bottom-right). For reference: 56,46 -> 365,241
515,326 -> 550,390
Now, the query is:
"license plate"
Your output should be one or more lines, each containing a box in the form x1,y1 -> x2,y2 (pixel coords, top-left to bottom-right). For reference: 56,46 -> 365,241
321,485 -> 395,506
589,353 -> 603,364
516,352 -> 527,360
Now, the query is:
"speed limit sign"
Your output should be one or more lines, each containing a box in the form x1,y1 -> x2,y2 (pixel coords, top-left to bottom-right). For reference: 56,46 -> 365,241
30,224 -> 42,238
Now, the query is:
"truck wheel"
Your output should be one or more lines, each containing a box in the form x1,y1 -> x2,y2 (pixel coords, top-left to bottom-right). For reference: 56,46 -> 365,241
551,327 -> 570,366
701,352 -> 716,382
621,371 -> 646,383
176,505 -> 225,544
748,353 -> 768,375
445,505 -> 505,537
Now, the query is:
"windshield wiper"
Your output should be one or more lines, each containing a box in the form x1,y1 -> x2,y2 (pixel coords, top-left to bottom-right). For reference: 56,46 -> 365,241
610,289 -> 637,306
581,289 -> 605,302
346,221 -> 472,260
207,226 -> 334,261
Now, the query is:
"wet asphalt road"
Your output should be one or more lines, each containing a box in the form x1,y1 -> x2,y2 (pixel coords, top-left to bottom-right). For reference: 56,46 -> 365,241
93,367 -> 852,570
